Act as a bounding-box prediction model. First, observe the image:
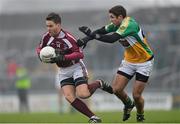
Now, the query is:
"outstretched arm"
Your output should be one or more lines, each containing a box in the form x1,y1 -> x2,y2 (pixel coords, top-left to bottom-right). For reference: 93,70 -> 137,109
77,26 -> 109,47
79,26 -> 108,36
78,26 -> 123,44
93,33 -> 123,43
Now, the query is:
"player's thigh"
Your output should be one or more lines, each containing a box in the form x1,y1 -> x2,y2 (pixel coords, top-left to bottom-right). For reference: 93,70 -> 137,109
61,85 -> 76,103
133,60 -> 153,97
113,60 -> 135,92
112,73 -> 129,92
133,60 -> 151,97
132,80 -> 146,99
76,83 -> 91,98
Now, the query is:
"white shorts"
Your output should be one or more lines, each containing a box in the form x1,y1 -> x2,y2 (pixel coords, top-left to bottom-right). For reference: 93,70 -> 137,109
118,59 -> 154,78
56,60 -> 88,87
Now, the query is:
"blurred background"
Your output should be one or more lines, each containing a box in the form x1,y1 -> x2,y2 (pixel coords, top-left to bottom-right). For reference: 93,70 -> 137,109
0,0 -> 180,113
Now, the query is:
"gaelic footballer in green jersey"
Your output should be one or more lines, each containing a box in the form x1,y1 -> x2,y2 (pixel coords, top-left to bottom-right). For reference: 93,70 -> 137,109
77,5 -> 154,122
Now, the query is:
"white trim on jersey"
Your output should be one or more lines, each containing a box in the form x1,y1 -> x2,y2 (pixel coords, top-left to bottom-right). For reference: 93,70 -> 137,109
47,37 -> 54,45
124,28 -> 143,47
125,36 -> 137,46
63,39 -> 73,48
58,31 -> 65,38
137,28 -> 144,41
67,33 -> 77,41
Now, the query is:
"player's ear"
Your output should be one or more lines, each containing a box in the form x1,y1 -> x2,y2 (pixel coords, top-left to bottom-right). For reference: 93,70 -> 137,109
57,23 -> 61,28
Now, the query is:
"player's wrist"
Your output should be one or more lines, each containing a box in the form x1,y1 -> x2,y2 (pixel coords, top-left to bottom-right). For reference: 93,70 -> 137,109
89,32 -> 101,39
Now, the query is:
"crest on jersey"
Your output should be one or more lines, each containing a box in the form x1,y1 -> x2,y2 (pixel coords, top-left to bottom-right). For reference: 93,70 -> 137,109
56,42 -> 61,48
120,26 -> 126,31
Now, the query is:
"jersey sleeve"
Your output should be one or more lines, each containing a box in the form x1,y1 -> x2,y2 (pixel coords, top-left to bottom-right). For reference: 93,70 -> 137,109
116,17 -> 139,38
63,33 -> 84,60
36,39 -> 44,56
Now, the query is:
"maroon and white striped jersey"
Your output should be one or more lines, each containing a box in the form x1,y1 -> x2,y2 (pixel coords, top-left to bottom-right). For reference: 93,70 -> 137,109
36,30 -> 84,67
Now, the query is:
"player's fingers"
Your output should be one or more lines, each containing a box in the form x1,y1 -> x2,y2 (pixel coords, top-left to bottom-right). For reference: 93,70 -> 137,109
79,26 -> 88,31
42,57 -> 51,63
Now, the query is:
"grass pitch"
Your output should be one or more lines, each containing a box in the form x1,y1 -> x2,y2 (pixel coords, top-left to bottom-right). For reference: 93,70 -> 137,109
0,110 -> 180,123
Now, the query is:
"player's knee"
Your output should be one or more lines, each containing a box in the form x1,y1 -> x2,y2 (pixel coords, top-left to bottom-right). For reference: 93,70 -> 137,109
132,93 -> 141,101
77,91 -> 91,99
64,93 -> 76,103
112,86 -> 120,94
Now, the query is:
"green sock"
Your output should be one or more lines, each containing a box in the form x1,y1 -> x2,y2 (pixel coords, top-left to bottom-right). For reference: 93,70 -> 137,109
124,96 -> 133,106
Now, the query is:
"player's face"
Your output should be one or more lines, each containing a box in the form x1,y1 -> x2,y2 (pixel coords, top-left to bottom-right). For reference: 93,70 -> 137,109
46,20 -> 61,37
109,13 -> 123,26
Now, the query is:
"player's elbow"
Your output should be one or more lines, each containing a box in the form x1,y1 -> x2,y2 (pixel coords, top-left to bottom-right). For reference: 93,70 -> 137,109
79,53 -> 84,59
75,52 -> 84,59
36,47 -> 41,54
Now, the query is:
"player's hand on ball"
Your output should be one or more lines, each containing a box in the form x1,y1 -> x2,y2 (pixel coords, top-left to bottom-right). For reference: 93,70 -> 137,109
79,26 -> 91,36
41,57 -> 52,63
50,54 -> 65,63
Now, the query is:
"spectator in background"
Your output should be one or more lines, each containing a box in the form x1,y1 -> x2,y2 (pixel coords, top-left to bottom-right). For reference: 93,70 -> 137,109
169,11 -> 179,45
15,66 -> 31,112
7,59 -> 18,79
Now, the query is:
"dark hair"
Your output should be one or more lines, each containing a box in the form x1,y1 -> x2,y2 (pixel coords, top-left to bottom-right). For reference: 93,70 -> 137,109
109,5 -> 126,18
46,12 -> 61,24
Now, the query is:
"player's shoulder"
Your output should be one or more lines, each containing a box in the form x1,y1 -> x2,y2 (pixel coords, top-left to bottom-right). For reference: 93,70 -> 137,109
119,17 -> 139,30
124,17 -> 138,27
63,30 -> 77,42
41,32 -> 51,41
120,17 -> 131,24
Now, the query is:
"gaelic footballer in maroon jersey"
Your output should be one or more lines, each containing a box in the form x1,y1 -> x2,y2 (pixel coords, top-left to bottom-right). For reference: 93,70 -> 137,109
36,12 -> 113,123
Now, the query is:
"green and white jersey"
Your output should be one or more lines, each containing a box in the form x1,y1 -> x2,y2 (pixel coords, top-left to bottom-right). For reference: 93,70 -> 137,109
105,17 -> 153,63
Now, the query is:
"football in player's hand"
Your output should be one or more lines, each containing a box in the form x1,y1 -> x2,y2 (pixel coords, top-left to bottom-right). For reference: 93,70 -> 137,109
39,46 -> 56,63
